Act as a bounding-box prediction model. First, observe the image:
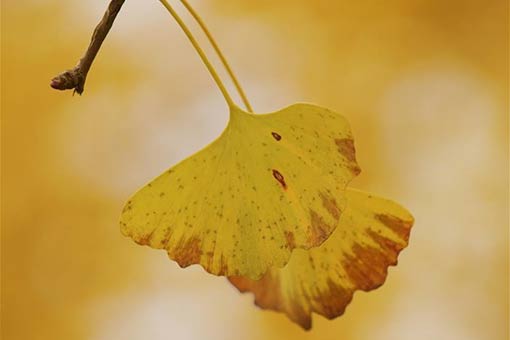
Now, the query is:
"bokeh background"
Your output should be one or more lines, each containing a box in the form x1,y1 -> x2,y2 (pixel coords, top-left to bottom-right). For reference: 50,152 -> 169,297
2,0 -> 508,339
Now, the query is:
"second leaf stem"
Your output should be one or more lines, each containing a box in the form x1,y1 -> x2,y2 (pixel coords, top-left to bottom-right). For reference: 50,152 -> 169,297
159,0 -> 248,111
179,0 -> 253,112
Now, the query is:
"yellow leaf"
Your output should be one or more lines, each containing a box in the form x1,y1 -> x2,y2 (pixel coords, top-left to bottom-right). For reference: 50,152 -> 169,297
229,188 -> 414,329
120,104 -> 360,279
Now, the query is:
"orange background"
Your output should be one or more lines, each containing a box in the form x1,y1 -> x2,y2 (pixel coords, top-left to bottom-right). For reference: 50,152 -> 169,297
2,0 -> 509,339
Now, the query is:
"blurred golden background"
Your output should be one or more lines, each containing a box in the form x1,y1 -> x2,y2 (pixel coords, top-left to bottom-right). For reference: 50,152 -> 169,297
2,0 -> 508,339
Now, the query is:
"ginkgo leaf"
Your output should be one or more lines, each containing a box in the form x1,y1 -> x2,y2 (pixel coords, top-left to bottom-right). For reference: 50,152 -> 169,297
228,188 -> 414,329
120,103 -> 361,280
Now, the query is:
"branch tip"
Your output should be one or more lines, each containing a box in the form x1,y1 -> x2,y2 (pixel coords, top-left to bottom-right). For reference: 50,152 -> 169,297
50,0 -> 125,95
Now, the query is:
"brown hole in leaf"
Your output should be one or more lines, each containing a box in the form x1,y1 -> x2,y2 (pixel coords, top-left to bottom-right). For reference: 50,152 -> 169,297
272,169 -> 287,189
271,132 -> 282,141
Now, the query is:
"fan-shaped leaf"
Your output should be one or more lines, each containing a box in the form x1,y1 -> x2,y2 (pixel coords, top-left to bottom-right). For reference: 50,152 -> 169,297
120,103 -> 360,279
229,188 -> 414,328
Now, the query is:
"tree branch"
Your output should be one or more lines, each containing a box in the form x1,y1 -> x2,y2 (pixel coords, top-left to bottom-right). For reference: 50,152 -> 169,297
50,0 -> 126,95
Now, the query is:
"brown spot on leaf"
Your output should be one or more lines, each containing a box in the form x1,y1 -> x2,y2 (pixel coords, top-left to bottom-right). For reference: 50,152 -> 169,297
159,238 -> 169,248
335,138 -> 356,162
334,138 -> 361,174
135,229 -> 156,246
320,192 -> 341,220
205,251 -> 214,269
313,280 -> 353,320
216,254 -> 230,276
343,230 -> 405,292
122,201 -> 133,213
284,231 -> 296,249
271,132 -> 282,141
170,237 -> 202,268
344,246 -> 386,290
367,229 -> 404,259
272,169 -> 287,189
308,210 -> 332,246
375,214 -> 413,242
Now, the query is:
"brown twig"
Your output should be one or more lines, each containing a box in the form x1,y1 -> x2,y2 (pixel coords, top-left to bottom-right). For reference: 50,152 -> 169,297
50,0 -> 126,95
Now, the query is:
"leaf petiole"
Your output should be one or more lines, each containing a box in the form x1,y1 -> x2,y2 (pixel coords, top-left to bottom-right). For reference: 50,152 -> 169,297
158,0 -> 237,110
178,0 -> 253,112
